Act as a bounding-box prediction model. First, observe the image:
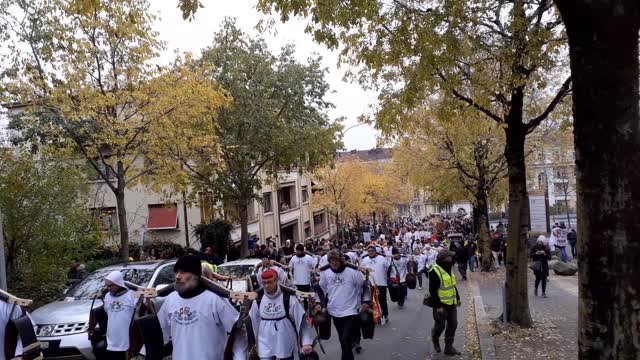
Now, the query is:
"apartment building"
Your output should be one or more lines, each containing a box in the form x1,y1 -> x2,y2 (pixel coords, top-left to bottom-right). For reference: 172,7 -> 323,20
89,170 -> 335,249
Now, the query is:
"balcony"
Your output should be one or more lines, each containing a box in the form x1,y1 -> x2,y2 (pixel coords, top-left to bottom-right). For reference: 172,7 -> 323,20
280,205 -> 301,225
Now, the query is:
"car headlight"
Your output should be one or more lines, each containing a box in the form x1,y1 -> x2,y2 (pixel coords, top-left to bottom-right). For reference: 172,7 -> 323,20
38,325 -> 56,337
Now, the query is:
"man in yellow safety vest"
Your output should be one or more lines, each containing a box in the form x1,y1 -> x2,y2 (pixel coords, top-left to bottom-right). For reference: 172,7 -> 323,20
428,249 -> 461,356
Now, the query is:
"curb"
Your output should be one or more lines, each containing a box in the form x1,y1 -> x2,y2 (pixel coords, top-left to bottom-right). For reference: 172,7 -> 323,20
470,276 -> 497,359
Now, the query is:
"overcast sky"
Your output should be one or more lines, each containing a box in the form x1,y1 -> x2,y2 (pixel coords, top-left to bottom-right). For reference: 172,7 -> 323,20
149,0 -> 379,151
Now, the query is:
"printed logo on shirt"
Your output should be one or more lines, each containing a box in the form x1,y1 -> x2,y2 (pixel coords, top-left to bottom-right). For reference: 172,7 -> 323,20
107,300 -> 126,312
330,275 -> 345,286
263,302 -> 284,317
172,306 -> 199,325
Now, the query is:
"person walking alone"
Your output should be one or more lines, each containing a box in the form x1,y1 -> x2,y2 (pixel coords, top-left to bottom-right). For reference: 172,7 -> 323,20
429,249 -> 461,355
530,239 -> 552,297
567,229 -> 577,260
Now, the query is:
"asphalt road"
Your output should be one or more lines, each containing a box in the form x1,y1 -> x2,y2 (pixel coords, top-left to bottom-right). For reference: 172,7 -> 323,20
317,280 -> 472,360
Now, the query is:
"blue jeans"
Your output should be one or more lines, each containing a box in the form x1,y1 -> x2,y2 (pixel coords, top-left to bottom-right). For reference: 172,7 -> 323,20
558,246 -> 568,262
469,256 -> 477,272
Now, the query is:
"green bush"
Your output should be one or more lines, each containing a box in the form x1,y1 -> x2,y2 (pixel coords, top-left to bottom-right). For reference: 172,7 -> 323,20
193,220 -> 232,258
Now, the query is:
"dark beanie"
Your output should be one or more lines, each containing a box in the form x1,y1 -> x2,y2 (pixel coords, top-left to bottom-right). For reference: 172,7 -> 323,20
295,244 -> 305,251
174,255 -> 202,277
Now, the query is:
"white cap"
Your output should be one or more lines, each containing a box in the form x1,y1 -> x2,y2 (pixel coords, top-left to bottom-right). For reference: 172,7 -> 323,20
105,270 -> 126,289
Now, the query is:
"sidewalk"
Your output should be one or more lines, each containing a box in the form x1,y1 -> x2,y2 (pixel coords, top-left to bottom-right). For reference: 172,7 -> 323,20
471,268 -> 578,359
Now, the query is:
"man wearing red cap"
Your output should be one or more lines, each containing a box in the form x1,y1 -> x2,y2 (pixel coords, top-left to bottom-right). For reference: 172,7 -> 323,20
157,255 -> 246,360
249,269 -> 314,360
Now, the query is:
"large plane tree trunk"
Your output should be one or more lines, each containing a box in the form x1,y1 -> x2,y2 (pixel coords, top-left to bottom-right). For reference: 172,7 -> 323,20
555,2 -> 640,357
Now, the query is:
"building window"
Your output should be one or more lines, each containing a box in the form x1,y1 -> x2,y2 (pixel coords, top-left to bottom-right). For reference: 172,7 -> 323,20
302,186 -> 309,203
92,207 -> 119,232
87,160 -> 116,181
314,212 -> 327,235
147,204 -> 179,230
278,185 -> 297,211
263,192 -> 273,213
304,221 -> 311,238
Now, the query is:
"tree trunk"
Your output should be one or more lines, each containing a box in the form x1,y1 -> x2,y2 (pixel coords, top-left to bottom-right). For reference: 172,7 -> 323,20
472,204 -> 481,234
115,188 -> 129,262
555,3 -> 640,357
476,191 -> 493,272
239,201 -> 249,258
564,190 -> 571,229
503,119 -> 532,326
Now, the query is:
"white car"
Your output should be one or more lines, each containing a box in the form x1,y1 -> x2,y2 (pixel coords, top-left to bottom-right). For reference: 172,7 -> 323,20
217,258 -> 262,292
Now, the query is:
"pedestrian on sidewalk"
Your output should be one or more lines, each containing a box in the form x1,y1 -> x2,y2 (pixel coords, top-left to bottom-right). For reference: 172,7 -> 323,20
428,249 -> 461,356
530,239 -> 551,297
466,237 -> 478,273
568,229 -> 577,260
490,235 -> 502,269
454,243 -> 469,280
555,222 -> 569,263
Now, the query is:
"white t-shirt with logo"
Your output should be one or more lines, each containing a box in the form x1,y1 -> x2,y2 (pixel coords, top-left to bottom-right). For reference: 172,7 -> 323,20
0,300 -> 25,358
318,267 -> 365,317
104,290 -> 136,351
288,254 -> 316,285
158,290 -> 244,360
388,257 -> 409,283
361,255 -> 390,287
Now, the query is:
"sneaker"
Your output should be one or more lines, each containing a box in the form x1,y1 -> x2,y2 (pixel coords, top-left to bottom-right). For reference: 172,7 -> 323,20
534,288 -> 538,296
418,286 -> 422,290
542,293 -> 547,298
380,316 -> 386,326
398,303 -> 404,309
433,339 -> 442,353
444,345 -> 461,355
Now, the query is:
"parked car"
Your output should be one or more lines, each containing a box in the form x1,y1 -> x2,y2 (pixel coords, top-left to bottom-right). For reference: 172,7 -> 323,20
217,258 -> 262,292
30,260 -> 176,360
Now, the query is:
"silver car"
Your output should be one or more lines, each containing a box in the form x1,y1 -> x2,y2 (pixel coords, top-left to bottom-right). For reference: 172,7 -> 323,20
30,260 -> 177,360
216,258 -> 262,292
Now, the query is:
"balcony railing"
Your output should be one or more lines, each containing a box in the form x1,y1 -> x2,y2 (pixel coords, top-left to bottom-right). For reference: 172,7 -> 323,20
279,202 -> 299,212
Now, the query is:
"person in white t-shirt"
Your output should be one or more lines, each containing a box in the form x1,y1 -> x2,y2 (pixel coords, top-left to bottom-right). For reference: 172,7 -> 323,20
157,255 -> 246,360
414,249 -> 428,290
388,248 -> 409,308
361,245 -> 390,324
95,271 -> 137,360
382,243 -> 394,258
288,244 -> 316,292
0,298 -> 25,360
249,269 -> 314,360
315,250 -> 370,360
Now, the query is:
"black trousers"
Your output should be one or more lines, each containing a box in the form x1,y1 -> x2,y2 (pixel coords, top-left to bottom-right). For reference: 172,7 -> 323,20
397,284 -> 408,306
534,271 -> 547,293
432,305 -> 458,344
378,286 -> 389,317
333,314 -> 360,360
417,269 -> 427,287
96,350 -> 127,360
295,284 -> 311,292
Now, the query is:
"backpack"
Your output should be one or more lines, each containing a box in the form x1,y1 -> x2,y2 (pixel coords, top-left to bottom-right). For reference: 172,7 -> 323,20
244,285 -> 300,352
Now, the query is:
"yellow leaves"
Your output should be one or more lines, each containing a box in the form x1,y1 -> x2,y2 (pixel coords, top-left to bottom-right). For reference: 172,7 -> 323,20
313,158 -> 413,219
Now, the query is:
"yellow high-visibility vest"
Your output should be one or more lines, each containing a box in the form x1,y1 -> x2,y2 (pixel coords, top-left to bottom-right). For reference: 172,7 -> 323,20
202,261 -> 218,273
430,264 -> 458,305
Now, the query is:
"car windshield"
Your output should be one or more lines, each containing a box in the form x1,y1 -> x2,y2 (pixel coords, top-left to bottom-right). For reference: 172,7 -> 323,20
217,265 -> 254,278
66,268 -> 155,300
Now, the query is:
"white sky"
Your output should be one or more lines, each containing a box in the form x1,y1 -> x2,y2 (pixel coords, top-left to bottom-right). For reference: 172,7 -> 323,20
149,0 -> 379,151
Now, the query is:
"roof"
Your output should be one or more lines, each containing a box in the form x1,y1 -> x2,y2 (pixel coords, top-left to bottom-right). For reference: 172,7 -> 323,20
101,259 -> 176,270
219,258 -> 261,267
336,148 -> 393,163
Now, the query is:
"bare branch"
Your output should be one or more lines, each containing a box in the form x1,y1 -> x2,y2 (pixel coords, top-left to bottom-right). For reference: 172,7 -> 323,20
526,76 -> 572,133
